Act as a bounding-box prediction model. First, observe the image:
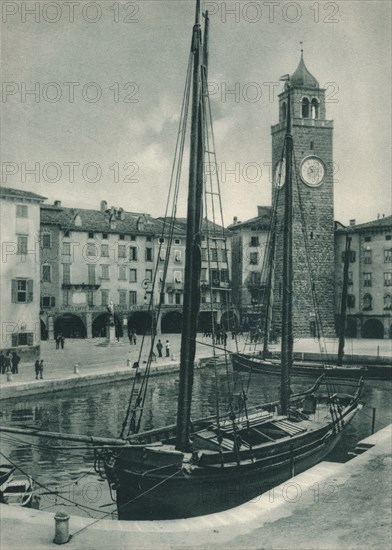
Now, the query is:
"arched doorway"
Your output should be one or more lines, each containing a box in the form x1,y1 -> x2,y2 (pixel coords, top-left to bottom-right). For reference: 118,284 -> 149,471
92,314 -> 109,337
197,311 -> 216,333
362,319 -> 384,339
346,318 -> 357,338
128,311 -> 154,335
40,320 -> 48,341
220,311 -> 239,331
161,311 -> 183,333
54,314 -> 86,339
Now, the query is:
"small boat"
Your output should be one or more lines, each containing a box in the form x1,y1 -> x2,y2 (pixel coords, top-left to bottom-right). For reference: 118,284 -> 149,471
1,475 -> 33,507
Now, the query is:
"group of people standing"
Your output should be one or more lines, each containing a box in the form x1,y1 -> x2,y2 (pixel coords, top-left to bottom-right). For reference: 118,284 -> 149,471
156,339 -> 171,358
0,351 -> 21,375
55,333 -> 65,349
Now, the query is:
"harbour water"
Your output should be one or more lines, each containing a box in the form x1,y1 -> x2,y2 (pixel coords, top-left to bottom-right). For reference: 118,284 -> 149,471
1,366 -> 390,519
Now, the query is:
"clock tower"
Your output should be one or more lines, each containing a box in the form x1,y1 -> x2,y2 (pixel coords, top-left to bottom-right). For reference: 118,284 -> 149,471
271,52 -> 335,337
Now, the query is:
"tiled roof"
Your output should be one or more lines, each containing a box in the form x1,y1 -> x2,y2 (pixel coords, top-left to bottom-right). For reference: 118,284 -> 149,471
159,217 -> 228,236
41,205 -> 162,235
227,212 -> 272,231
335,215 -> 392,233
0,186 -> 47,201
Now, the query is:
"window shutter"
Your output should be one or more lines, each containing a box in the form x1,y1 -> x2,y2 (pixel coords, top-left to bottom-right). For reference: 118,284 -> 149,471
51,297 -> 56,307
11,280 -> 18,303
27,279 -> 34,302
12,333 -> 18,347
27,333 -> 34,346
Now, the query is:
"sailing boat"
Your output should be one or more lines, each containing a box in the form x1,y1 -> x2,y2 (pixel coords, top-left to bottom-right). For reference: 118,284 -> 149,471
233,231 -> 369,379
0,1 -> 364,521
96,2 -> 363,520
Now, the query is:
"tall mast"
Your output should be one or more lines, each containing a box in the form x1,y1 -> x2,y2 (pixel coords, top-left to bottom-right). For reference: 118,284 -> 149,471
280,83 -> 293,416
337,233 -> 351,366
176,0 -> 204,452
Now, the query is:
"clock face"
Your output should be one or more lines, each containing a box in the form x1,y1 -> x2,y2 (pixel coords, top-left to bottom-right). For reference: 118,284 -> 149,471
300,156 -> 326,187
274,158 -> 286,189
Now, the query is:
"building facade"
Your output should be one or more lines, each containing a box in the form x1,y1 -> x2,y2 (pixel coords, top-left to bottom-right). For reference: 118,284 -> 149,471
0,187 -> 46,360
228,207 -> 271,331
335,216 -> 392,339
39,201 -> 232,339
271,53 -> 335,338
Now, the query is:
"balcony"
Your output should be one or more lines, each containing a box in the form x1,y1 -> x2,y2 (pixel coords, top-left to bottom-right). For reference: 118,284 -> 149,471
62,283 -> 101,290
247,280 -> 262,289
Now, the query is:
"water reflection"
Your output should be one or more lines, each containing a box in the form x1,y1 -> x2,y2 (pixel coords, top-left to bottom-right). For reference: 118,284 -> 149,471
1,367 -> 391,519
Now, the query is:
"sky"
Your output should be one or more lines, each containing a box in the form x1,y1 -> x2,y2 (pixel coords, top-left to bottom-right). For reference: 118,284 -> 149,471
1,0 -> 391,226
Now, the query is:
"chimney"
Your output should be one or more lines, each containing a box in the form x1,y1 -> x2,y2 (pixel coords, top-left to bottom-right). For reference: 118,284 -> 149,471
100,200 -> 107,213
54,200 -> 61,207
349,219 -> 356,226
257,206 -> 269,218
233,216 -> 238,224
117,207 -> 125,221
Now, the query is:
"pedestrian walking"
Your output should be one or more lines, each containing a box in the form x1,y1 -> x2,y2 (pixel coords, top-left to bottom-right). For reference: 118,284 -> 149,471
4,351 -> 12,374
34,360 -> 40,380
132,330 -> 137,345
156,339 -> 163,358
60,335 -> 65,349
39,360 -> 44,379
55,334 -> 60,349
165,340 -> 170,357
11,352 -> 20,374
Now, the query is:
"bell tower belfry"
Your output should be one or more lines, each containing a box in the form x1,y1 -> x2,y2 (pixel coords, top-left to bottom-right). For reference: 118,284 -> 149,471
271,51 -> 335,337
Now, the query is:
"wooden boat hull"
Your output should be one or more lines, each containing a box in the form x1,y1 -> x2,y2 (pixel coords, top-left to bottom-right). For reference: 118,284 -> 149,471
108,400 -> 361,520
232,353 -> 373,379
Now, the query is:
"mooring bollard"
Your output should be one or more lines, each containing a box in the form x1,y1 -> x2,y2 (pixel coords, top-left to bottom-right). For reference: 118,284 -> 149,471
73,364 -> 79,375
6,371 -> 12,382
54,510 -> 70,544
126,357 -> 131,367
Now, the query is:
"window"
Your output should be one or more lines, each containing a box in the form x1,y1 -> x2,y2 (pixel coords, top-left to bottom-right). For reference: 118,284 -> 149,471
249,252 -> 258,265
101,289 -> 109,306
101,244 -> 109,257
62,242 -> 71,256
145,269 -> 152,281
342,250 -> 356,263
384,249 -> 392,263
384,273 -> 392,286
17,235 -> 28,255
88,264 -> 96,284
364,236 -> 371,242
130,235 -> 136,241
363,273 -> 372,287
383,294 -> 392,310
16,204 -> 28,218
348,271 -> 353,285
159,249 -> 166,261
301,97 -> 310,118
174,238 -> 181,245
64,230 -> 70,238
88,231 -> 94,239
201,248 -> 207,261
11,279 -> 33,303
63,264 -> 70,284
310,98 -> 319,119
87,290 -> 94,306
159,237 -> 165,244
118,244 -> 126,259
386,235 -> 392,241
211,248 -> 218,262
42,233 -> 51,248
364,250 -> 372,264
363,293 -> 372,310
175,293 -> 181,305
211,269 -> 220,286
42,296 -> 57,315
118,290 -> 127,306
119,234 -> 125,240
220,269 -> 229,283
129,291 -> 137,305
174,271 -> 182,283
174,250 -> 181,263
146,236 -> 153,242
168,293 -> 174,305
201,268 -> 207,282
146,248 -> 153,262
12,332 -> 34,347
250,236 -> 259,247
86,243 -> 97,257
118,266 -> 127,281
347,294 -> 355,308
221,249 -> 228,263
159,270 -> 164,282
62,290 -> 69,306
130,247 -> 137,261
102,233 -> 108,239
129,269 -> 137,283
101,265 -> 109,280
280,101 -> 287,120
310,140 -> 314,150
42,264 -> 51,282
